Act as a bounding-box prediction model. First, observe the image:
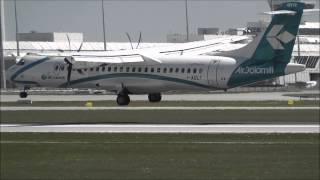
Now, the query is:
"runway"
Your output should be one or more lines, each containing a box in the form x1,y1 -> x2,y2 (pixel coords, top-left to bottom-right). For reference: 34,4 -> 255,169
1,124 -> 319,133
1,91 -> 318,102
1,106 -> 319,111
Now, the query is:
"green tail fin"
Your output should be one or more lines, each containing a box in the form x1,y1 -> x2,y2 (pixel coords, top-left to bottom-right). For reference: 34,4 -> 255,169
221,2 -> 304,63
226,2 -> 305,87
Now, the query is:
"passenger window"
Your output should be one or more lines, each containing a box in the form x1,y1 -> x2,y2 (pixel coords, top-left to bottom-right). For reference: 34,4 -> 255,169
151,68 -> 154,73
83,68 -> 87,72
113,67 -> 117,72
138,67 -> 142,72
175,68 -> 179,73
119,66 -> 123,72
163,68 -> 167,73
181,68 -> 185,73
126,67 -> 130,72
157,68 -> 161,73
96,67 -> 99,72
169,68 -> 173,73
108,67 -> 111,72
90,68 -> 94,72
102,67 -> 105,71
145,67 -> 148,73
187,68 -> 191,73
193,68 -> 197,74
132,67 -> 136,72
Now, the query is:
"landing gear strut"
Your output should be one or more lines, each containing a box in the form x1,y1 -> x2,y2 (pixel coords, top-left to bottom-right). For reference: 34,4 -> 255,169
19,91 -> 28,98
19,87 -> 29,98
117,94 -> 130,106
148,93 -> 162,103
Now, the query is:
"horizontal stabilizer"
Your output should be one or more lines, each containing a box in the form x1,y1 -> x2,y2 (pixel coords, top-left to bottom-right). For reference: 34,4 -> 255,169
303,9 -> 320,13
263,10 -> 296,15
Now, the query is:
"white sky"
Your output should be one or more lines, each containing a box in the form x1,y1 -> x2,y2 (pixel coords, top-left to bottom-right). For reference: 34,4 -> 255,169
3,0 -> 319,42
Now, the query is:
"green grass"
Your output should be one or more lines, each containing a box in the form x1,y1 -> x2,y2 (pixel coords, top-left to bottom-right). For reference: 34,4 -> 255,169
1,100 -> 319,107
1,133 -> 319,180
1,109 -> 319,124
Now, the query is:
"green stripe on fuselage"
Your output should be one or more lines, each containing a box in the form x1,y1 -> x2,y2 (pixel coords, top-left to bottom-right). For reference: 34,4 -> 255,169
60,73 -> 212,90
11,57 -> 50,85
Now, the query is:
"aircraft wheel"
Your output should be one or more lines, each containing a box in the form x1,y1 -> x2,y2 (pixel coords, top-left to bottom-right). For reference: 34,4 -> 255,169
148,93 -> 162,103
19,91 -> 28,98
117,94 -> 130,106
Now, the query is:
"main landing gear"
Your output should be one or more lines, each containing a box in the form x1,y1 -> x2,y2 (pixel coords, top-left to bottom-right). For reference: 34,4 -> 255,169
116,93 -> 162,106
148,93 -> 162,103
116,94 -> 130,106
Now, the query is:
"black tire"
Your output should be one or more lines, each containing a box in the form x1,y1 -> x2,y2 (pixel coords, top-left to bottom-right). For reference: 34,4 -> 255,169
148,93 -> 162,102
19,92 -> 28,98
116,95 -> 130,106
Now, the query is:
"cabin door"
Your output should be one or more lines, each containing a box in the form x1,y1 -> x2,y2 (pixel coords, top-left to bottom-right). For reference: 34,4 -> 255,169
207,60 -> 220,87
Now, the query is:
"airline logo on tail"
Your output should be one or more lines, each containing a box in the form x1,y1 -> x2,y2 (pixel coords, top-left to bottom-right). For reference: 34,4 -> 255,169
266,25 -> 295,50
235,66 -> 274,75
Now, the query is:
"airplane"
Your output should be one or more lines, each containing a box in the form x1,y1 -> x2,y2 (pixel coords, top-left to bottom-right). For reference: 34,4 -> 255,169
6,2 -> 306,105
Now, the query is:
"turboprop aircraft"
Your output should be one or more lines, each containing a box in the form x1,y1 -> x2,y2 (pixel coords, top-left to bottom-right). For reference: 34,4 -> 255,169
6,2 -> 306,105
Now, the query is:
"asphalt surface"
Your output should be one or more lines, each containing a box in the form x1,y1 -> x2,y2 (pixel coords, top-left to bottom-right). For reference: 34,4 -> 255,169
1,124 -> 318,133
1,106 -> 319,111
1,91 -> 318,102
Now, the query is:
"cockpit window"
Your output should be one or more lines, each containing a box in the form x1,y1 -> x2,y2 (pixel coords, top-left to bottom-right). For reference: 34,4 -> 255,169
16,59 -> 25,66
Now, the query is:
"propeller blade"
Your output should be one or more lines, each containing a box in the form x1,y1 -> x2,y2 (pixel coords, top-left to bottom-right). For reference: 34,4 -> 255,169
136,31 -> 142,49
77,42 -> 83,52
64,57 -> 72,65
66,34 -> 71,52
67,64 -> 72,86
126,32 -> 134,50
64,57 -> 73,86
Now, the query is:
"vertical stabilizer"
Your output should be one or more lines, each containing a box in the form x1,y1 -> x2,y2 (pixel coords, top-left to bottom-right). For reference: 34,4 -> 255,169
220,2 -> 304,64
225,2 -> 305,87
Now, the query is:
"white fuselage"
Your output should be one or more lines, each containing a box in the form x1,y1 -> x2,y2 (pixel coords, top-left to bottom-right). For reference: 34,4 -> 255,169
7,55 -> 238,94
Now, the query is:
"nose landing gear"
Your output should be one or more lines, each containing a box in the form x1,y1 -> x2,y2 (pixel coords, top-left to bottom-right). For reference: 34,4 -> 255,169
19,91 -> 28,98
19,87 -> 29,98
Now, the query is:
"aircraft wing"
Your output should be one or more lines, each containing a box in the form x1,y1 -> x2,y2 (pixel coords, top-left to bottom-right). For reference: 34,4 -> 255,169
68,53 -> 161,68
146,35 -> 249,56
35,36 -> 248,68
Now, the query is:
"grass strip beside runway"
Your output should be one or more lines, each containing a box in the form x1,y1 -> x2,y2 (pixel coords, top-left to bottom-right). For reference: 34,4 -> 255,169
1,133 -> 319,180
1,109 -> 319,124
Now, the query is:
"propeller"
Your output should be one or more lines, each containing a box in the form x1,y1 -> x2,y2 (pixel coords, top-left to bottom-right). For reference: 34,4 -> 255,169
136,31 -> 142,49
64,57 -> 73,86
66,34 -> 71,52
77,42 -> 83,52
126,31 -> 143,50
126,32 -> 134,50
